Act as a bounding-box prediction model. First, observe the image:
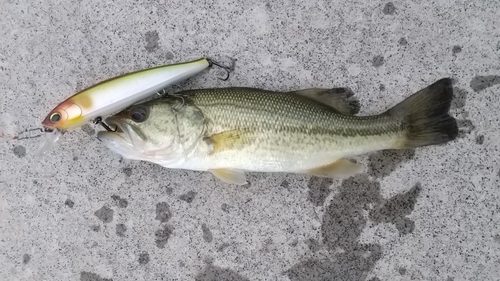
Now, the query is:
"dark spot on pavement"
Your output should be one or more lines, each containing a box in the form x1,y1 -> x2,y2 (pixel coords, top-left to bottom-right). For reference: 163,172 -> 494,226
452,45 -> 462,55
116,224 -> 127,237
179,191 -> 197,203
94,206 -> 114,223
22,254 -> 30,264
155,202 -> 172,223
195,264 -> 250,281
202,223 -> 213,243
305,238 -> 321,252
286,245 -> 382,281
288,175 -> 414,280
144,31 -> 160,52
457,119 -> 475,138
13,145 -> 26,158
217,243 -> 231,252
383,2 -> 395,15
369,278 -> 382,281
379,84 -> 386,91
398,267 -> 407,275
155,225 -> 173,248
65,199 -> 74,208
179,261 -> 186,267
368,149 -> 415,178
307,177 -> 333,206
476,135 -> 484,145
280,180 -> 289,188
204,256 -> 215,264
73,156 -> 79,161
80,271 -> 113,281
398,37 -> 408,46
165,51 -> 174,60
81,124 -> 95,136
138,252 -> 150,264
493,234 -> 500,243
322,175 -> 382,251
451,88 -> 468,110
447,278 -> 454,281
165,186 -> 173,195
122,168 -> 133,177
111,195 -> 128,208
372,55 -> 384,67
91,225 -> 100,232
470,75 -> 500,92
221,203 -> 230,213
370,183 -> 422,235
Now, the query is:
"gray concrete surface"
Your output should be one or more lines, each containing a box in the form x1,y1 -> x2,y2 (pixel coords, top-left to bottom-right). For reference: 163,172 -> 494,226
1,0 -> 500,280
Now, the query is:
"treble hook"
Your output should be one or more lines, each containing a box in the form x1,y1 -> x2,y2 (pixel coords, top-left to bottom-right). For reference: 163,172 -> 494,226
156,85 -> 184,97
94,116 -> 117,132
171,93 -> 186,111
156,88 -> 168,97
207,58 -> 235,81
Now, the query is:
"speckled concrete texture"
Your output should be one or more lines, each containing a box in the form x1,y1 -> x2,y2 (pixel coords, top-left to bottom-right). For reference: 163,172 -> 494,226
1,1 -> 499,280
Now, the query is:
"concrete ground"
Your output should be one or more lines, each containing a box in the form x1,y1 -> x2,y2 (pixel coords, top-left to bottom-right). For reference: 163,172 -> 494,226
1,0 -> 499,280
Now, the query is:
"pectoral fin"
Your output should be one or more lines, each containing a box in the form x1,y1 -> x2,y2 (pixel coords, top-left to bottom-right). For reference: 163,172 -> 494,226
305,159 -> 363,178
210,168 -> 247,185
205,129 -> 253,154
290,88 -> 360,115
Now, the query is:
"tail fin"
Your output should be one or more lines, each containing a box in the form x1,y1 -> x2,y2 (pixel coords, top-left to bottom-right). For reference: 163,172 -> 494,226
387,78 -> 458,149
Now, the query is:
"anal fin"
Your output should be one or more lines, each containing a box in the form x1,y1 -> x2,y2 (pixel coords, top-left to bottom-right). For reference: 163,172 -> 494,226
210,168 -> 248,185
290,88 -> 360,115
305,159 -> 363,178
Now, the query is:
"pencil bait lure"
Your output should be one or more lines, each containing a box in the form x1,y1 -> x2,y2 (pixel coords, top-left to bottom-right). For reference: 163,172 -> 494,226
9,57 -> 233,158
41,57 -> 231,131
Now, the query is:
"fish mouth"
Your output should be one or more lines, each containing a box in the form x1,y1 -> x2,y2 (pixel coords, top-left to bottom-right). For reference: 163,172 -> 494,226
96,117 -> 148,158
102,117 -> 126,134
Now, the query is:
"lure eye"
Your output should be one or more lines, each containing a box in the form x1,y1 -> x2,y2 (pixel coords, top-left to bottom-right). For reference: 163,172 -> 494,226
130,107 -> 148,123
49,112 -> 62,123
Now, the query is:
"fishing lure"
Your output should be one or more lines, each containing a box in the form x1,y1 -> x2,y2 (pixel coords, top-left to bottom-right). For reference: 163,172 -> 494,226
6,57 -> 232,157
41,57 -> 231,131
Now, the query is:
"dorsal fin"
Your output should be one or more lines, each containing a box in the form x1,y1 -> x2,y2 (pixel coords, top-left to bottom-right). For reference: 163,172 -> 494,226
290,88 -> 361,115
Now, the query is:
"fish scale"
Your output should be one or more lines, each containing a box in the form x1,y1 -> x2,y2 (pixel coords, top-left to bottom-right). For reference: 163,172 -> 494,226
182,88 -> 402,171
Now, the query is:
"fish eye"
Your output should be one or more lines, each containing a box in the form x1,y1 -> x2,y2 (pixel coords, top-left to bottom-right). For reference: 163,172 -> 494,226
49,112 -> 61,123
130,107 -> 148,123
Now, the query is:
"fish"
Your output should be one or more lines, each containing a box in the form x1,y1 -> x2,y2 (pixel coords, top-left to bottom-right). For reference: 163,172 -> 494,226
97,78 -> 458,185
41,57 -> 214,131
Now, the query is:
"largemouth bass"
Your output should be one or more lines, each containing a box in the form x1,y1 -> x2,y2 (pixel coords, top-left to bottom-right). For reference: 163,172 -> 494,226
97,78 -> 458,185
